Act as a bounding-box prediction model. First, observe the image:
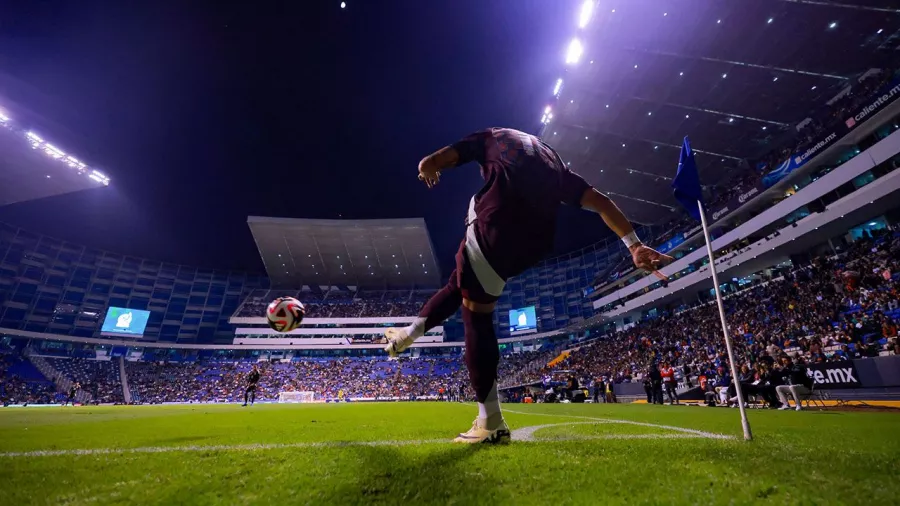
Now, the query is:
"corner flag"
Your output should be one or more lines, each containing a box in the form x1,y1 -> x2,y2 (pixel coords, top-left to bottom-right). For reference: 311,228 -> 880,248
672,136 -> 703,221
672,135 -> 753,441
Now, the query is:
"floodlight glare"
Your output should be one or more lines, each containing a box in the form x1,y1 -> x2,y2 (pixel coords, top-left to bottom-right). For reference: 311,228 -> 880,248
578,0 -> 594,29
44,144 -> 65,158
553,78 -> 563,96
566,38 -> 584,64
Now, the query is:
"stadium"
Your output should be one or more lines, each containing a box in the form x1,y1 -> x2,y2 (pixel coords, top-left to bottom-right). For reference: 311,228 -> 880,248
1,1 -> 900,504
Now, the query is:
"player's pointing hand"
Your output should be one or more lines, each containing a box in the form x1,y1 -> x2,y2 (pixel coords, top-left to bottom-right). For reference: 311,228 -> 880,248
418,159 -> 441,189
418,170 -> 440,189
629,244 -> 674,281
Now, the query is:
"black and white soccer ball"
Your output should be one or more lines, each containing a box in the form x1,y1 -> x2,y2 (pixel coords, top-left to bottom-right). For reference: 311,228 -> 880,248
265,297 -> 306,332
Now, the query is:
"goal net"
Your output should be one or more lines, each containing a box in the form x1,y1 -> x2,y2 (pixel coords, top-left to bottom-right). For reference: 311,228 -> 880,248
278,391 -> 316,403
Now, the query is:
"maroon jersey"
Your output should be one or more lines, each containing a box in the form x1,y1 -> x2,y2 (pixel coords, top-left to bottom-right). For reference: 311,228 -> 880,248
451,128 -> 590,278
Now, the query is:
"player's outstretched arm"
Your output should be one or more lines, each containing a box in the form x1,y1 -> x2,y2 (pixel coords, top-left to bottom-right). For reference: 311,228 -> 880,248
579,188 -> 674,280
418,146 -> 460,189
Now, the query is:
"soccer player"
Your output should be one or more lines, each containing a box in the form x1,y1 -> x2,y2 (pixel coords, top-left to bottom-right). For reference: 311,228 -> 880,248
383,127 -> 673,443
242,365 -> 260,407
64,382 -> 80,406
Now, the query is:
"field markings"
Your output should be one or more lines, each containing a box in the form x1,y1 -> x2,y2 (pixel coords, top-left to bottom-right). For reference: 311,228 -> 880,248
502,407 -> 734,440
0,439 -> 451,458
511,422 -> 724,442
0,408 -> 731,458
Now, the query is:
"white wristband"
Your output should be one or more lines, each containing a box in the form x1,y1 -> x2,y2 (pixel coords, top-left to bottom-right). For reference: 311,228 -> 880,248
621,231 -> 641,249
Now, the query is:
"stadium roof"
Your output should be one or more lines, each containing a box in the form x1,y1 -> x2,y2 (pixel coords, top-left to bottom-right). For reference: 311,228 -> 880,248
0,120 -> 110,207
247,216 -> 442,289
542,0 -> 900,224
0,85 -> 111,207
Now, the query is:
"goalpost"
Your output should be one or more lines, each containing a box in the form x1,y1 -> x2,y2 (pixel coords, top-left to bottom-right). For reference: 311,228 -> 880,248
278,391 -> 316,403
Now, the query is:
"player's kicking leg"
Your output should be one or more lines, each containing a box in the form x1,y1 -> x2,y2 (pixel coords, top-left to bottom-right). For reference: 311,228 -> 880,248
383,275 -> 462,357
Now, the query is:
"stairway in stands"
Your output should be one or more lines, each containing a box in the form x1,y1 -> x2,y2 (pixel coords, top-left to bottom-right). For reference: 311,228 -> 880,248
25,350 -> 65,390
119,356 -> 132,404
25,350 -> 92,404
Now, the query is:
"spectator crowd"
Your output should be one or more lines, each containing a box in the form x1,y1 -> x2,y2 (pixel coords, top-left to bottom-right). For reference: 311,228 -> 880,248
2,225 -> 897,408
507,230 -> 899,408
125,356 -> 473,404
0,351 -> 56,405
234,289 -> 431,319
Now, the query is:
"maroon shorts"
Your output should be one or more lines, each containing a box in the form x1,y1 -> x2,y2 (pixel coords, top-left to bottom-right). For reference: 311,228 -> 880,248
452,239 -> 501,305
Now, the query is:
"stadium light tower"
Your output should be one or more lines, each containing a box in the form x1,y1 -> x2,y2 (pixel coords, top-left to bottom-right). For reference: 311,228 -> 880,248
566,38 -> 584,65
578,0 -> 595,29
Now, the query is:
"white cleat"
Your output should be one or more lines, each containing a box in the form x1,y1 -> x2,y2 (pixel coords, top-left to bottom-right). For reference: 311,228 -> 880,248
452,417 -> 511,445
383,328 -> 416,358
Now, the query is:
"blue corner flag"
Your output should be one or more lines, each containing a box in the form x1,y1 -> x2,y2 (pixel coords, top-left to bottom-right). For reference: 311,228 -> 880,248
672,136 -> 704,221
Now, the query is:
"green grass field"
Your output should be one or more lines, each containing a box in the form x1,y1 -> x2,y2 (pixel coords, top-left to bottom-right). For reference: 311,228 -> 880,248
1,402 -> 897,505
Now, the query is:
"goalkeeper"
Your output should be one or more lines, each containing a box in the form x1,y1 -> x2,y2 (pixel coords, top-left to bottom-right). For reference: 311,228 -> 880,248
242,365 -> 260,407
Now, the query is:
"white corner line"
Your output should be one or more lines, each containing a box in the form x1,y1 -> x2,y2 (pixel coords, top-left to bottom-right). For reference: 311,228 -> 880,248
502,408 -> 734,440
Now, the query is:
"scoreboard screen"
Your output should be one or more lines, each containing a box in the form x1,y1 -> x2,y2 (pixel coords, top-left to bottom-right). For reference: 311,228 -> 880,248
509,306 -> 537,334
101,307 -> 151,337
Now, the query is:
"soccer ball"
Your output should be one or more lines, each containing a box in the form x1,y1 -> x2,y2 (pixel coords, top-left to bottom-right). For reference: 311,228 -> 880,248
265,297 -> 306,332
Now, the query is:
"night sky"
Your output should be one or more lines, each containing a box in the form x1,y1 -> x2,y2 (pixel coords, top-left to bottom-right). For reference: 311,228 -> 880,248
0,0 -> 611,276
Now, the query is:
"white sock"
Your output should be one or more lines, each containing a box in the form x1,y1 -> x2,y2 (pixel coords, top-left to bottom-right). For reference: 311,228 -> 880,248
403,317 -> 426,340
478,382 -> 501,422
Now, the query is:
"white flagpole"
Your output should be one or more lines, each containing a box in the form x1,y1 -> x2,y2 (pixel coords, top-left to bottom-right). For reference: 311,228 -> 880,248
698,200 -> 753,441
